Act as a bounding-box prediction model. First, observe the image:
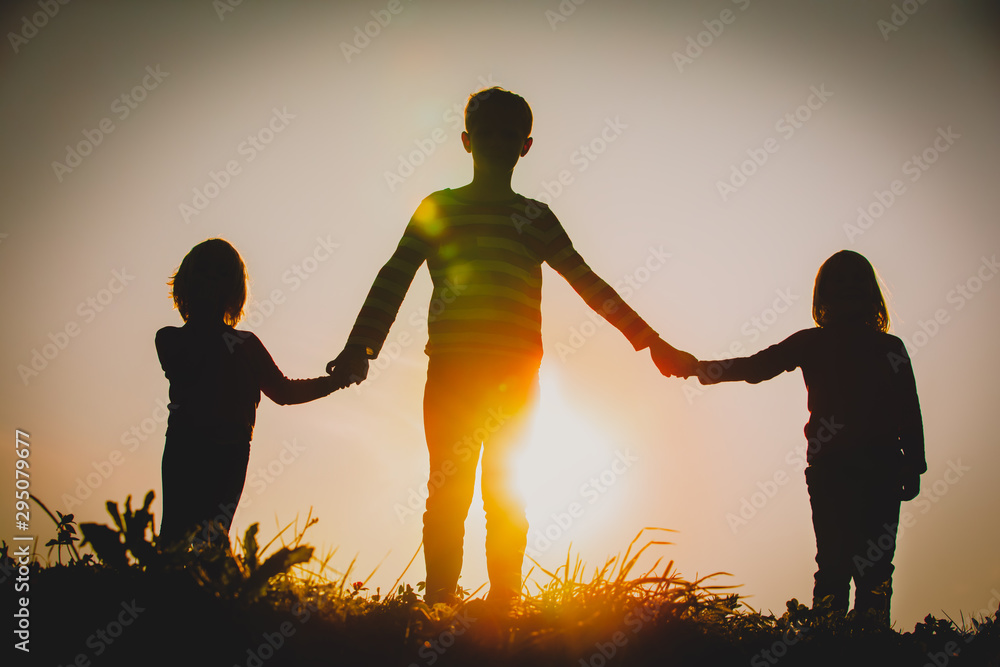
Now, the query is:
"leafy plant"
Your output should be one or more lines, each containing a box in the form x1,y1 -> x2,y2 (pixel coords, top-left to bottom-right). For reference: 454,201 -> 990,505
30,494 -> 88,565
78,490 -> 158,568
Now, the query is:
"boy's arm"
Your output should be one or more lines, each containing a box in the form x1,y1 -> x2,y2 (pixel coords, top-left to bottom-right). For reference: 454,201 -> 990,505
542,224 -> 659,352
328,211 -> 430,383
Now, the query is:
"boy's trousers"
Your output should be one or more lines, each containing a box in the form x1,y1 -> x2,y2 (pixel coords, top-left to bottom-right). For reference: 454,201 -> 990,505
421,352 -> 539,604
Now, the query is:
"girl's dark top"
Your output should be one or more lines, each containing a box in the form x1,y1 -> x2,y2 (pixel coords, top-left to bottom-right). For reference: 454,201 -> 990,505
698,325 -> 925,474
156,321 -> 334,443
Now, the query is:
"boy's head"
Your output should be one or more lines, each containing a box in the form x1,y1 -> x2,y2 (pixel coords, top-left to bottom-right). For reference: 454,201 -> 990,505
462,87 -> 533,168
464,87 -> 532,139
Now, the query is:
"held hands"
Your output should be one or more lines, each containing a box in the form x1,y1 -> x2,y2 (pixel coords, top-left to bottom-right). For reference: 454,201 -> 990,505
649,337 -> 699,378
326,345 -> 371,390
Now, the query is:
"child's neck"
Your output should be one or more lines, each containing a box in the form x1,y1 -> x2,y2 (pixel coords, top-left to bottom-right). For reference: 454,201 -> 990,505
456,167 -> 517,202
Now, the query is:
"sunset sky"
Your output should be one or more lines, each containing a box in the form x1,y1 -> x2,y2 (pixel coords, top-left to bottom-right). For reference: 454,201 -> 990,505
2,0 -> 999,629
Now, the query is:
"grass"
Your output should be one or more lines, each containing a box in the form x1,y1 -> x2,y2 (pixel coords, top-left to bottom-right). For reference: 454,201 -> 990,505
5,492 -> 999,667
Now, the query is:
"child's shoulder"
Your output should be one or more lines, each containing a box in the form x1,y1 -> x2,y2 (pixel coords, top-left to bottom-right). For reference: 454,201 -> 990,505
807,325 -> 906,350
418,189 -> 559,236
155,322 -> 261,345
155,325 -> 182,345
427,188 -> 554,212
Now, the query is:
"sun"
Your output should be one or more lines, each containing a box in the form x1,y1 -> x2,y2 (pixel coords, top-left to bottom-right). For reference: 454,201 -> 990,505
513,364 -> 627,546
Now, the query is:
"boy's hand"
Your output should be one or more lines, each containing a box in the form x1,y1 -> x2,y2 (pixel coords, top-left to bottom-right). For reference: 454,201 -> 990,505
650,337 -> 698,378
326,345 -> 370,389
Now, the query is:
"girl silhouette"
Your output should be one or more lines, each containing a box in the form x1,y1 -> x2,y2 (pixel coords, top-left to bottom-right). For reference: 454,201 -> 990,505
156,239 -> 340,545
697,250 -> 925,622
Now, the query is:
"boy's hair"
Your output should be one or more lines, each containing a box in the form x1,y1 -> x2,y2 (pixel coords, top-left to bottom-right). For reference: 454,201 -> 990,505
465,87 -> 532,139
812,250 -> 889,332
169,238 -> 248,326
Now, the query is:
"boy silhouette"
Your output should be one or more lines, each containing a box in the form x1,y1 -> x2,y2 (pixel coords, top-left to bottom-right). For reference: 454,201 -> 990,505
329,87 -> 694,606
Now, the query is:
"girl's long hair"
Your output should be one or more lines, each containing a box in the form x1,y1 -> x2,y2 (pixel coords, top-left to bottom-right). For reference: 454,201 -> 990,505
169,238 -> 248,326
812,250 -> 889,332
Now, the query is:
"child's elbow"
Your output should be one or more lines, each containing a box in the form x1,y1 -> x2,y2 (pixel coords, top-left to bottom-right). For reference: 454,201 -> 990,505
267,391 -> 295,406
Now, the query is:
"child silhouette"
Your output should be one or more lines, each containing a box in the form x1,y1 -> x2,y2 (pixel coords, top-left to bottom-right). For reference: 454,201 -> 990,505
695,250 -> 925,623
329,87 -> 694,606
157,239 -> 342,546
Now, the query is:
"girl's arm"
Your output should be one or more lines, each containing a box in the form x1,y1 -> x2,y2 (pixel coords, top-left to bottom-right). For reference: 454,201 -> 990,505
890,338 -> 926,475
697,331 -> 805,385
241,332 -> 339,405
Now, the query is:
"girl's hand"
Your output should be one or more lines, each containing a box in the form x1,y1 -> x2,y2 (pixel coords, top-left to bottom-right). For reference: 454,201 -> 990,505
899,473 -> 920,501
327,345 -> 371,389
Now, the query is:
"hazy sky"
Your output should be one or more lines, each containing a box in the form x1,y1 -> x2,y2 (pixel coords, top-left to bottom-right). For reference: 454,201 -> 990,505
2,0 -> 999,628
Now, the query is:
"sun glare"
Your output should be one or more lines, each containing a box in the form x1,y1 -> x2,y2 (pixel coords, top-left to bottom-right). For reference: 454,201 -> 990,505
514,364 -> 626,547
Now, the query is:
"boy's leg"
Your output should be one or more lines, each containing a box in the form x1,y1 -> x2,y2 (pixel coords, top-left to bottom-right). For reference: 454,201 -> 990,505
806,465 -> 853,612
480,363 -> 538,605
422,357 -> 484,605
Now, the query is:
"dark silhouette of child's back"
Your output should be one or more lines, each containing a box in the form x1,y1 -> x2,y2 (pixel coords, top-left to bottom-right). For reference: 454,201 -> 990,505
157,239 -> 339,546
697,250 -> 925,623
703,324 -> 922,471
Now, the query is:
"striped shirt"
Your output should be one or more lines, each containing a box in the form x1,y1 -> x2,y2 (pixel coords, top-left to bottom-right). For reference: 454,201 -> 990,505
346,188 -> 659,360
